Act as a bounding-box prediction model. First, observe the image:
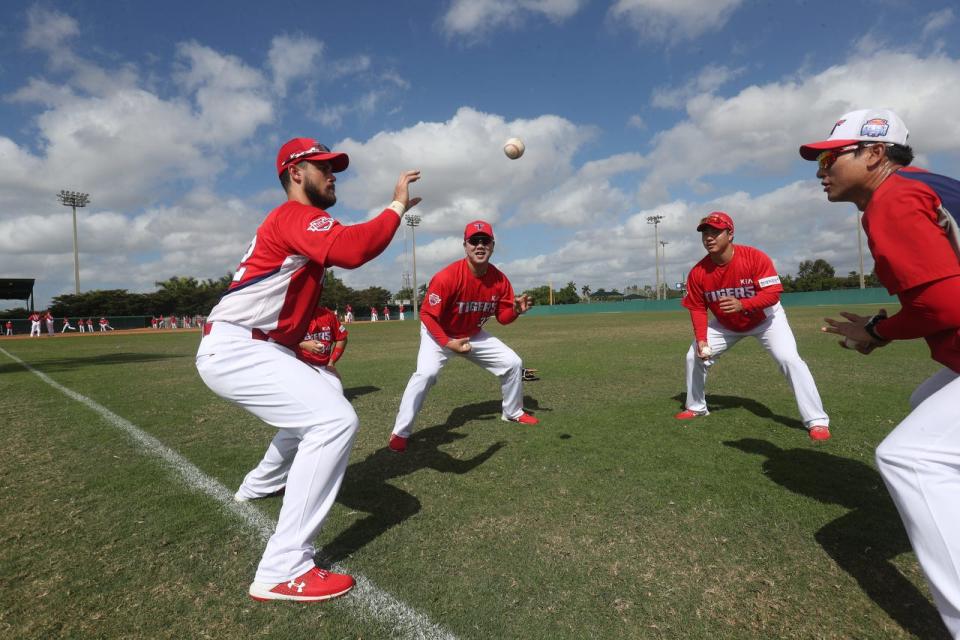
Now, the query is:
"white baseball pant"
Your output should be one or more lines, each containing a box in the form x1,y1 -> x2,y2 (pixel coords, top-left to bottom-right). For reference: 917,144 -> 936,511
392,324 -> 524,438
30,321 -> 40,337
876,367 -> 960,637
196,322 -> 358,584
682,303 -> 829,427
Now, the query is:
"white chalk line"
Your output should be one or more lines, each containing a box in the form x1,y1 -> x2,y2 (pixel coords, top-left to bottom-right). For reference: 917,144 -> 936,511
1,346 -> 457,640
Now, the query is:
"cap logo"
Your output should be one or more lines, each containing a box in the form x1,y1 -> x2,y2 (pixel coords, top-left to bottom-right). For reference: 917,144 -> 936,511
829,119 -> 846,136
860,119 -> 889,138
474,223 -> 484,231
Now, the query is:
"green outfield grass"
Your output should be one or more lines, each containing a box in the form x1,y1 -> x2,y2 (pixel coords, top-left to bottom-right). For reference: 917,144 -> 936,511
0,307 -> 950,639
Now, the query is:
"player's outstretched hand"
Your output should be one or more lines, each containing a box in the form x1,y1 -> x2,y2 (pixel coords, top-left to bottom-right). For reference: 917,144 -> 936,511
393,170 -> 422,211
446,337 -> 472,353
821,310 -> 886,348
514,294 -> 533,314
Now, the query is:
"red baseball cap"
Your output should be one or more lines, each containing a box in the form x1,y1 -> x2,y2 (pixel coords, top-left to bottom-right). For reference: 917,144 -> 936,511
697,211 -> 734,233
276,138 -> 349,175
464,220 -> 495,240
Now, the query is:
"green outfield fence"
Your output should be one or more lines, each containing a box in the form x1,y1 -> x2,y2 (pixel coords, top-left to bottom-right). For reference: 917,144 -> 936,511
525,287 -> 898,317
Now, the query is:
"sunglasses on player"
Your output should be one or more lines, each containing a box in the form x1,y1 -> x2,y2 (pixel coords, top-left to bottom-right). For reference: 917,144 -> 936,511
466,236 -> 493,246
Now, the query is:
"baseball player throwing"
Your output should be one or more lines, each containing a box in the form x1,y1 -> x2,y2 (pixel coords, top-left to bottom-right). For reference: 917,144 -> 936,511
810,108 -> 960,636
676,211 -> 831,441
389,220 -> 537,453
196,137 -> 420,602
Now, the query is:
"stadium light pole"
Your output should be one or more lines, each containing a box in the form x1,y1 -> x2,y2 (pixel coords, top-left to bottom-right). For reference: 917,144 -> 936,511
855,209 -> 866,289
57,190 -> 90,294
406,213 -> 422,319
659,240 -> 670,299
647,215 -> 663,300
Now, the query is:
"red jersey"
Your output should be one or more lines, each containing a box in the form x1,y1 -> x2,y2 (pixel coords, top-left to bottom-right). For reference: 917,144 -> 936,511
864,168 -> 960,371
29,313 -> 39,322
683,245 -> 783,338
206,201 -> 400,347
420,259 -> 519,344
298,307 -> 348,367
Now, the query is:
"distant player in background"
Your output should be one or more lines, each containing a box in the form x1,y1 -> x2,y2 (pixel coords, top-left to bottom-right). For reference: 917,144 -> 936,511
809,108 -> 960,637
675,211 -> 831,442
44,311 -> 55,336
29,312 -> 41,337
383,305 -> 390,321
389,220 -> 538,453
85,318 -> 94,333
345,304 -> 354,323
234,305 -> 349,502
398,302 -> 405,321
99,317 -> 114,332
61,318 -> 77,332
5,320 -> 13,336
168,314 -> 177,329
370,306 -> 378,322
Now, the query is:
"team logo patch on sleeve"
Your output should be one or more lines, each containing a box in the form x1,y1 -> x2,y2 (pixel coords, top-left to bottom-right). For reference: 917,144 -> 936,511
307,217 -> 334,232
758,275 -> 781,288
428,293 -> 441,306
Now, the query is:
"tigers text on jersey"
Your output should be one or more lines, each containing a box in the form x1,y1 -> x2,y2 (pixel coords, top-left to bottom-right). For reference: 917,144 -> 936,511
298,307 -> 348,367
206,201 -> 344,347
421,259 -> 518,343
683,245 -> 783,333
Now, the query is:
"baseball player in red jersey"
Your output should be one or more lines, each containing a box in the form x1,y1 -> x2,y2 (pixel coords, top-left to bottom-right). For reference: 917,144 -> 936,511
29,312 -> 40,337
235,305 -> 348,502
61,317 -> 77,332
5,320 -> 12,336
85,318 -> 93,333
676,211 -> 831,441
196,137 -> 421,602
389,220 -> 537,453
398,302 -> 405,321
370,306 -> 378,322
382,305 -> 390,321
811,109 -> 960,636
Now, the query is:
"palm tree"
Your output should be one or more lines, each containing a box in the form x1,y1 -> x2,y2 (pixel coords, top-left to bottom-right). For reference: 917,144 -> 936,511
580,285 -> 591,303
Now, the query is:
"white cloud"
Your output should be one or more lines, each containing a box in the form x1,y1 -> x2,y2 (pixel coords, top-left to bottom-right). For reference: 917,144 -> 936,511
267,34 -> 325,96
921,8 -> 954,40
440,0 -> 585,40
637,50 -> 960,200
24,6 -> 78,52
609,0 -> 744,43
651,64 -> 745,109
627,114 -> 646,129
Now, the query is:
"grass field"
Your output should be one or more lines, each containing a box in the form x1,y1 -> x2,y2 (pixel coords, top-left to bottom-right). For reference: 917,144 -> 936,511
0,307 -> 950,640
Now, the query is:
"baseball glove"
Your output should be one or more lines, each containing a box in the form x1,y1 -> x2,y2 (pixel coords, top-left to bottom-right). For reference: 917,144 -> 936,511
522,367 -> 540,381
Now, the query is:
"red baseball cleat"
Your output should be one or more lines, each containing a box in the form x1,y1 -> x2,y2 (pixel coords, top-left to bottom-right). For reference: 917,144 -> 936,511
388,434 -> 408,453
249,566 -> 354,602
674,409 -> 708,420
808,426 -> 831,442
502,411 -> 539,425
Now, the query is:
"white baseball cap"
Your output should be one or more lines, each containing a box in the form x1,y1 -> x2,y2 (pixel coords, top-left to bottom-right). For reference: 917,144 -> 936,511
799,108 -> 909,160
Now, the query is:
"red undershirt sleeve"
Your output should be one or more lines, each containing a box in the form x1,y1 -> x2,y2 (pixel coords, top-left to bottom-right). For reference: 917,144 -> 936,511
689,307 -> 708,343
326,210 -> 401,268
875,276 -> 960,340
420,312 -> 451,346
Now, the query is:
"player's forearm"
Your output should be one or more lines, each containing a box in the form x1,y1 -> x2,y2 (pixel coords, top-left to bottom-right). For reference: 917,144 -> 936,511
689,308 -> 708,343
330,340 -> 346,364
496,304 -> 519,325
738,290 -> 780,311
327,209 -> 402,268
876,276 -> 960,340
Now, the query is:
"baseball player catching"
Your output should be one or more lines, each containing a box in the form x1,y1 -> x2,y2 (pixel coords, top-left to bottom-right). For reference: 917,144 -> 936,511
388,220 -> 537,453
810,108 -> 960,636
676,211 -> 831,441
196,137 -> 420,602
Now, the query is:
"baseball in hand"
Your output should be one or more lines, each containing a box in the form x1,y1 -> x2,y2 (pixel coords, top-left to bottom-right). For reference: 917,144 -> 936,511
700,345 -> 713,357
503,137 -> 525,160
841,337 -> 861,350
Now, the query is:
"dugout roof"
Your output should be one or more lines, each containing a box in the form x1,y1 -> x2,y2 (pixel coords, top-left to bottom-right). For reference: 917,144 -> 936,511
0,278 -> 35,301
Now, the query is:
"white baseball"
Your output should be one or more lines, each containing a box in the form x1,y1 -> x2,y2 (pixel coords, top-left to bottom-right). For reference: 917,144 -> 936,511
503,137 -> 525,160
842,337 -> 861,350
700,345 -> 713,357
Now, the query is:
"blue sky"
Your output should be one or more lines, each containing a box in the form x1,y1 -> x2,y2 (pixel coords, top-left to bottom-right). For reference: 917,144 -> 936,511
1,1 -> 959,309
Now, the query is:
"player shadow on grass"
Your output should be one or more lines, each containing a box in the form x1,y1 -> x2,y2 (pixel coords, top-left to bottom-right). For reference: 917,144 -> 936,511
725,438 -> 950,640
321,396 -> 544,563
672,393 -> 805,432
342,386 -> 379,402
0,352 -> 186,375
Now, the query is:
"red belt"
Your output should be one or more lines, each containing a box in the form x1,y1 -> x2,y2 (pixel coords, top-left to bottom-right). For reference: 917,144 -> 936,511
202,322 -> 270,341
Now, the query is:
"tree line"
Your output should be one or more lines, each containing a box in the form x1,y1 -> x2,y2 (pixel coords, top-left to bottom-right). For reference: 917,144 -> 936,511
0,258 -> 881,320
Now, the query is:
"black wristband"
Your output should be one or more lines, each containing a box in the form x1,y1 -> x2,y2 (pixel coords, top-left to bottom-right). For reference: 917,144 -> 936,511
864,314 -> 888,343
